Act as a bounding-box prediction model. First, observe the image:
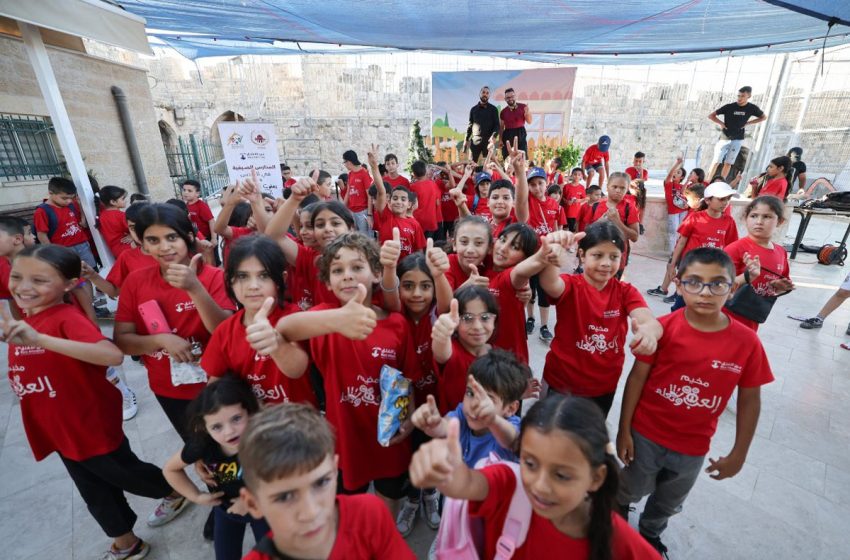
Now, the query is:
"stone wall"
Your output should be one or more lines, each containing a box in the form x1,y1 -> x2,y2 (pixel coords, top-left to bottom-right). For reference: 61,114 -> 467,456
0,35 -> 172,210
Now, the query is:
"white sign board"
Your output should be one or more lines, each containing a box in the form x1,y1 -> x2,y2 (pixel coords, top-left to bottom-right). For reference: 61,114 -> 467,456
218,122 -> 283,197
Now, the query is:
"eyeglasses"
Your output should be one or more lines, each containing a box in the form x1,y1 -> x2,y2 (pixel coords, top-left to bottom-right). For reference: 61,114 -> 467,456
679,279 -> 732,296
460,312 -> 496,325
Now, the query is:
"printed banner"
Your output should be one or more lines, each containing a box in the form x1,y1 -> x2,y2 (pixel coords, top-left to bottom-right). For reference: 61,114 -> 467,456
429,68 -> 576,160
218,122 -> 283,197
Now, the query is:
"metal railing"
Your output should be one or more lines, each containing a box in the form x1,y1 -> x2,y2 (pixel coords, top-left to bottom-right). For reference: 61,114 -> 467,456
164,134 -> 230,198
0,113 -> 66,180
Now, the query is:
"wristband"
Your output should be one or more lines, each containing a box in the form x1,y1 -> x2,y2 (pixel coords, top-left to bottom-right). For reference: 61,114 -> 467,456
380,277 -> 399,292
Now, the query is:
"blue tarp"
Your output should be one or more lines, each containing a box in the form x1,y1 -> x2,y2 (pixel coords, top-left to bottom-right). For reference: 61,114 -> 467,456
116,0 -> 850,61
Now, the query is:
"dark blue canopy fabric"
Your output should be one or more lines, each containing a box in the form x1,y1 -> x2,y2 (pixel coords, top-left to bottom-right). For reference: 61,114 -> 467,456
116,0 -> 850,61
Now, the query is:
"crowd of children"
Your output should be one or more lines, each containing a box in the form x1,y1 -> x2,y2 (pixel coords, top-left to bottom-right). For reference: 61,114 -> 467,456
1,128 -> 795,560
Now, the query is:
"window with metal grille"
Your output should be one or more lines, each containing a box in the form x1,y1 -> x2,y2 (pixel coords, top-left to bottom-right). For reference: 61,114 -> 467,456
0,114 -> 65,181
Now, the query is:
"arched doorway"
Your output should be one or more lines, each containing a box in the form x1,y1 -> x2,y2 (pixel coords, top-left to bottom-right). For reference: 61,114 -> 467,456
210,111 -> 245,146
158,120 -> 180,178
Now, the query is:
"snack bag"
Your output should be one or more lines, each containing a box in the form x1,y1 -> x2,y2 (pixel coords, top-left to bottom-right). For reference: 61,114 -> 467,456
377,365 -> 411,447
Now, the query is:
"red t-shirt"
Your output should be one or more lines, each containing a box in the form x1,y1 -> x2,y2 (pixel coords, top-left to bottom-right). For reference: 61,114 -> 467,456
292,245 -> 337,309
546,171 -> 565,185
465,192 -> 492,223
664,181 -> 689,215
187,200 -> 214,240
444,253 -> 470,291
724,237 -> 790,330
383,174 -> 411,189
345,167 -> 371,213
222,226 -> 254,266
0,255 -> 12,301
373,206 -> 426,260
115,263 -> 236,399
98,208 -> 132,257
410,179 -> 442,232
556,205 -> 567,227
582,145 -> 609,167
202,306 -> 318,406
760,177 -> 788,199
438,178 -> 460,224
309,305 -> 419,490
244,494 -> 416,560
500,103 -> 528,129
544,274 -> 646,396
34,202 -> 88,246
8,304 -> 123,461
625,167 -> 649,181
406,310 -> 439,404
585,198 -> 640,271
527,195 -> 562,235
633,309 -> 774,455
577,201 -> 595,231
563,183 -> 586,219
437,339 -> 478,414
677,211 -> 739,258
469,464 -> 660,560
284,178 -> 297,189
105,246 -> 157,288
487,267 -> 529,364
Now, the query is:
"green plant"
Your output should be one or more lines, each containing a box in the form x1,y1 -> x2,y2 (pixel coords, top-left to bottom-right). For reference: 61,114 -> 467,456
532,140 -> 582,171
406,119 -> 434,173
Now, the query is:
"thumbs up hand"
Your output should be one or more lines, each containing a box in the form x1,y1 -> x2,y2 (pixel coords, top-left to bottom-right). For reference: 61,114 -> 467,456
409,418 -> 464,488
245,297 -> 282,356
432,298 -> 460,346
425,237 -> 450,276
165,253 -> 203,291
460,263 -> 489,289
380,227 -> 402,268
337,284 -> 377,340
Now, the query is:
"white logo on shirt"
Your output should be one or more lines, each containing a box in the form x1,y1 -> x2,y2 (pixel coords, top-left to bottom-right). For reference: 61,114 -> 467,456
602,309 -> 621,319
61,222 -> 82,239
14,345 -> 45,356
175,301 -> 196,313
10,374 -> 56,399
576,325 -> 620,355
251,382 -> 289,403
416,342 -> 430,355
340,374 -> 380,407
711,360 -> 742,374
655,374 -> 721,413
370,346 -> 397,361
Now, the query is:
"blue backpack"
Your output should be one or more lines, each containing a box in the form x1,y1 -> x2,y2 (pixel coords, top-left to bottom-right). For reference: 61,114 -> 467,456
37,201 -> 80,240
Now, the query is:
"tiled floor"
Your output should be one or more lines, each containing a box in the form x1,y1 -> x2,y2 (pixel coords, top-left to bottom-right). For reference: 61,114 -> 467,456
1,212 -> 849,559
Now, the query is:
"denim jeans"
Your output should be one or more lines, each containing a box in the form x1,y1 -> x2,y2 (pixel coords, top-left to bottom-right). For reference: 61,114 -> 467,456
617,430 -> 705,539
719,138 -> 744,164
352,209 -> 370,235
214,505 -> 270,560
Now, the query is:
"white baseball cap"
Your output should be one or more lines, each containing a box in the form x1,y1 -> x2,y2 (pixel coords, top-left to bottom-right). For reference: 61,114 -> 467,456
703,182 -> 740,199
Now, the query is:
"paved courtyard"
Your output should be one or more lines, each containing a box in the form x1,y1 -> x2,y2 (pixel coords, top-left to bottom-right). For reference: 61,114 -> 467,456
1,212 -> 850,559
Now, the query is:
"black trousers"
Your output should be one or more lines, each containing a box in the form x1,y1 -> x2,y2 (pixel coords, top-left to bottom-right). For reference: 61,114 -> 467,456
470,141 -> 489,163
501,127 -> 528,158
155,394 -> 193,442
60,438 -> 172,537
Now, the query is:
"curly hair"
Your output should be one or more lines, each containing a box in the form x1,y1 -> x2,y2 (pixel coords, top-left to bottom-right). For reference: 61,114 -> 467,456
317,232 -> 381,283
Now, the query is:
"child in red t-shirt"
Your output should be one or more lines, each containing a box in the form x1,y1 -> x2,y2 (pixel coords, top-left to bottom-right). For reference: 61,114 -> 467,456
409,394 -> 659,560
576,185 -> 602,233
581,134 -> 611,188
724,196 -> 794,330
432,286 -> 497,414
582,172 -> 640,279
114,203 -> 235,439
625,151 -> 649,181
181,179 -> 218,248
371,174 -> 426,260
754,155 -> 792,200
562,167 -> 587,232
96,185 -> 133,258
444,215 -> 492,291
617,248 -> 774,555
409,160 -> 442,236
273,233 -> 419,505
0,216 -> 34,318
241,404 -> 416,560
538,223 -> 662,417
214,176 -> 273,266
546,184 -> 568,230
202,235 -> 316,406
667,182 -> 739,311
3,245 -> 183,559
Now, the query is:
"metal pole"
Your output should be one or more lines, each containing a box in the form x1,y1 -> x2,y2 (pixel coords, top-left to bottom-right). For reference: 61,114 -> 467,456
111,86 -> 149,195
18,22 -> 112,268
793,59 -> 821,139
747,54 -> 792,182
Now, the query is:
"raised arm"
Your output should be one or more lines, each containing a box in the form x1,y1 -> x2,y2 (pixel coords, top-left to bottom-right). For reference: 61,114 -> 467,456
274,285 -> 377,343
425,239 -> 453,315
379,228 -> 402,313
367,144 -> 387,215
266,178 -> 317,264
213,184 -> 239,239
431,298 -> 459,364
242,169 -> 271,234
666,156 -> 684,183
163,255 -> 232,333
510,140 -> 529,223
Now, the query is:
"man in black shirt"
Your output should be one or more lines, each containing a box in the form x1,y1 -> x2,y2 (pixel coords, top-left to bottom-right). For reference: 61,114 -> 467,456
463,86 -> 500,163
787,147 -> 807,193
708,86 -> 767,179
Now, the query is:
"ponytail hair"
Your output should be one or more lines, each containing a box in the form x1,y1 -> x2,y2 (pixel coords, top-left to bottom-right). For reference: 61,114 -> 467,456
97,185 -> 128,213
521,395 -> 617,560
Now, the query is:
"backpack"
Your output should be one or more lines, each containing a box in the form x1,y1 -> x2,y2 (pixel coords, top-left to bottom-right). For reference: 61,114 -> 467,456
37,201 -> 80,240
801,190 -> 850,212
433,456 -> 532,560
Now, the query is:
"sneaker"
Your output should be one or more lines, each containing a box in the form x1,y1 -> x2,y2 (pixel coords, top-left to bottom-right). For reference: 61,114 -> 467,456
539,325 -> 553,343
95,306 -> 114,319
662,294 -> 677,304
525,317 -> 535,336
640,533 -> 670,559
147,495 -> 188,527
422,490 -> 441,530
800,317 -> 824,330
101,539 -> 150,560
646,286 -> 667,298
122,389 -> 138,421
395,498 -> 419,537
93,295 -> 107,307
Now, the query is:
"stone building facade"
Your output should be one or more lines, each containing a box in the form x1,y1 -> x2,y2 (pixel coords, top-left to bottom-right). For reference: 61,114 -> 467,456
0,34 -> 172,212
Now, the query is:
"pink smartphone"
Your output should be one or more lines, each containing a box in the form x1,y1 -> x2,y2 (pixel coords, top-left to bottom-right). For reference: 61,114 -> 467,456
138,300 -> 171,334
